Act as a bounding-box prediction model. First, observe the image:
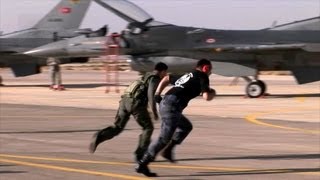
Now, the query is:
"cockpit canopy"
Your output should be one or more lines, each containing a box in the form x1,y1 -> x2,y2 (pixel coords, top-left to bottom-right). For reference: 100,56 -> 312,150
94,0 -> 170,33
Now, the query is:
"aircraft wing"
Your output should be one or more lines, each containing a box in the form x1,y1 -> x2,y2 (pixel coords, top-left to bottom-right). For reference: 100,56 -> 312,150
0,53 -> 43,77
0,48 -> 28,54
194,43 -> 320,53
0,50 -> 18,54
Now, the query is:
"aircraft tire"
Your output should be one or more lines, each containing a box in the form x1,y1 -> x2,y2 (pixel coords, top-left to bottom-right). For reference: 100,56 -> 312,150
246,80 -> 266,98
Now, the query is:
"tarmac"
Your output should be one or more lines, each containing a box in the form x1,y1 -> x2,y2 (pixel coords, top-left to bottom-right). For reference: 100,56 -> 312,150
0,68 -> 319,180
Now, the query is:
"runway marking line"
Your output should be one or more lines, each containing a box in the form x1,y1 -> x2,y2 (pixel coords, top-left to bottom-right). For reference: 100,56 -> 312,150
245,107 -> 320,134
0,154 -> 319,176
0,158 -> 150,180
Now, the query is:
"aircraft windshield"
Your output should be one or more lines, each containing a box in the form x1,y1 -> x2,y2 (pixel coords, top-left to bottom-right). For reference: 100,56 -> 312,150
95,0 -> 153,23
148,21 -> 169,27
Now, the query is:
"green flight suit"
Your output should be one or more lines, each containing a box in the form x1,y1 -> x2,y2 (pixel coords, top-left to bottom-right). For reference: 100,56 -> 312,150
94,73 -> 160,160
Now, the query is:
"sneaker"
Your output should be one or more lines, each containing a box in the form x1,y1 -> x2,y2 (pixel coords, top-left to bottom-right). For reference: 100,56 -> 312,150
53,85 -> 59,90
58,85 -> 65,90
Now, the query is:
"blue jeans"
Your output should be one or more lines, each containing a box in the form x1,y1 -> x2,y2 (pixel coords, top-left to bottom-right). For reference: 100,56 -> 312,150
147,95 -> 193,157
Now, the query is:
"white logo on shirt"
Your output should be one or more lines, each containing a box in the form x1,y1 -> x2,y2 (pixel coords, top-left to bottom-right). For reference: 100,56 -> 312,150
174,73 -> 193,88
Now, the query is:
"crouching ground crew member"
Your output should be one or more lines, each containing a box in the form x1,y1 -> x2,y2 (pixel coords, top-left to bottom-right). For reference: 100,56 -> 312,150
136,59 -> 216,177
89,62 -> 168,162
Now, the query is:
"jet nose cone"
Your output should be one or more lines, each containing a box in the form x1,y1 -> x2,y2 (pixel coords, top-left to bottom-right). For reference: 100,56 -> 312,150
23,41 -> 68,57
23,48 -> 50,57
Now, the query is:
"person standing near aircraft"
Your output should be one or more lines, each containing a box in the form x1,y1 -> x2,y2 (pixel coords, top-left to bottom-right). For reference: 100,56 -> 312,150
136,59 -> 216,177
89,62 -> 168,162
47,57 -> 64,90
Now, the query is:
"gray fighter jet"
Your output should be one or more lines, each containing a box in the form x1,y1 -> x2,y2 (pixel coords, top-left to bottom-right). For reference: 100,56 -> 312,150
0,0 -> 94,78
25,0 -> 320,98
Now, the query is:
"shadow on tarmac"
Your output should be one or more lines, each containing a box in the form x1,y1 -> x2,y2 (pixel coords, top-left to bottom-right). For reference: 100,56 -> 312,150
2,84 -> 319,97
217,93 -> 320,98
0,128 -> 141,134
158,167 -> 320,177
0,165 -> 26,174
157,153 -> 320,162
0,129 -> 100,134
0,165 -> 15,167
0,171 -> 27,174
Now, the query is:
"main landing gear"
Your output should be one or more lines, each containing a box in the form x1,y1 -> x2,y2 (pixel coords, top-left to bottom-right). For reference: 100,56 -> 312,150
233,76 -> 267,98
245,80 -> 266,98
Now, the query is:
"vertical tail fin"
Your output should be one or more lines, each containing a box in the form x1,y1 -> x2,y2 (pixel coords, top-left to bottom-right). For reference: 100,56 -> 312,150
33,0 -> 91,30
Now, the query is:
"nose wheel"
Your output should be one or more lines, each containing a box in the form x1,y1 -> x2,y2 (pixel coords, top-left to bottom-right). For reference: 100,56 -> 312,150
246,80 -> 266,98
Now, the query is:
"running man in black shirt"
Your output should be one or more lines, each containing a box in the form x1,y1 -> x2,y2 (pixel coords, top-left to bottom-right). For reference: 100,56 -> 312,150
136,59 -> 216,177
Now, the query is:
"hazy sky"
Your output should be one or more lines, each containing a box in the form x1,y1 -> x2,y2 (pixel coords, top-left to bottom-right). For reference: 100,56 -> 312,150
0,0 -> 319,33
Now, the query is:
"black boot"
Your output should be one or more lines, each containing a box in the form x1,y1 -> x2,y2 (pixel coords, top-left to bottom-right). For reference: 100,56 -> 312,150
89,131 -> 102,154
134,147 -> 145,163
135,153 -> 157,177
89,127 -> 121,154
135,153 -> 143,163
161,140 -> 177,163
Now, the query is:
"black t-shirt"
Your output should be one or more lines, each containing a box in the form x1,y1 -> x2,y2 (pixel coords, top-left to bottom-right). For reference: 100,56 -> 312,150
166,70 -> 211,105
